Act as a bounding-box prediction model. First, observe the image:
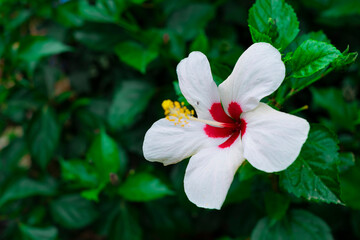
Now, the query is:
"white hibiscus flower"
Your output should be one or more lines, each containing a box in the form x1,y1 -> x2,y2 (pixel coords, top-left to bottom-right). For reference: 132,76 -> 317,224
143,43 -> 310,210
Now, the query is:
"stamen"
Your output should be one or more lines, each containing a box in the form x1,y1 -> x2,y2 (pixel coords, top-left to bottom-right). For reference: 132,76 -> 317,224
162,99 -> 230,128
162,100 -> 193,127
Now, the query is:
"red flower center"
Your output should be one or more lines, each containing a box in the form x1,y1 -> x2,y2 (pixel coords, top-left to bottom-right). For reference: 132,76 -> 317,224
204,102 -> 247,148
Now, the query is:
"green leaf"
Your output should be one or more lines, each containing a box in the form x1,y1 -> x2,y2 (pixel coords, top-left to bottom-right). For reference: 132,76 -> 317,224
190,31 -> 209,53
0,36 -> 5,58
165,31 -> 186,60
211,43 -> 244,67
50,194 -> 98,229
311,87 -> 358,131
27,206 -> 46,225
19,224 -> 58,240
287,30 -> 330,52
87,130 -> 121,182
321,0 -> 360,19
340,163 -> 360,209
27,107 -> 60,170
0,177 -> 57,207
107,80 -> 155,130
167,3 -> 215,41
331,46 -> 358,69
79,0 -> 113,23
301,0 -> 332,10
304,31 -> 331,43
248,25 -> 272,44
60,159 -> 99,188
280,124 -> 341,204
118,172 -> 174,202
131,0 -> 146,4
0,137 -> 27,174
5,10 -> 31,31
265,192 -> 290,221
17,36 -> 71,62
81,183 -> 106,202
224,178 -> 251,205
2,87 -> 40,123
217,237 -> 242,240
238,161 -> 263,182
290,40 -> 341,78
251,209 -> 334,240
78,0 -> 125,23
353,211 -> 360,239
99,202 -> 142,240
115,41 -> 158,73
55,0 -> 84,27
248,0 -> 299,50
0,84 -> 8,104
338,152 -> 355,173
74,23 -> 125,51
211,61 -> 232,85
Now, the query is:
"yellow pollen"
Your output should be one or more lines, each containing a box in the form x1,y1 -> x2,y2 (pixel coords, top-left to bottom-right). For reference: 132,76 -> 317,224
161,100 -> 226,128
162,100 -> 193,127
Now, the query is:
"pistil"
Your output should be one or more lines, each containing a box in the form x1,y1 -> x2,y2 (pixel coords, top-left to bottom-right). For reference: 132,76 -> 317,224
189,116 -> 228,128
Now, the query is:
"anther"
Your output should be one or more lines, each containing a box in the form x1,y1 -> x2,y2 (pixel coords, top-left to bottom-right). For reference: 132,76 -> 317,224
162,100 -> 194,127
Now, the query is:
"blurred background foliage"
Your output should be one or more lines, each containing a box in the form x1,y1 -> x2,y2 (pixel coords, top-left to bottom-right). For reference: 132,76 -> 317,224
0,0 -> 359,239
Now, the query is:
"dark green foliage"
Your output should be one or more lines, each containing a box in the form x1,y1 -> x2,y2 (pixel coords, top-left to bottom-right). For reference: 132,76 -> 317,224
98,202 -> 142,240
0,177 -> 57,207
17,36 -> 72,62
167,3 -> 215,41
280,125 -> 341,204
118,172 -> 174,202
50,194 -> 98,229
251,210 -> 334,240
115,42 -> 158,73
107,80 -> 155,130
87,129 -> 122,182
311,87 -> 358,131
248,0 -> 299,50
290,40 -> 341,79
264,192 -> 290,220
27,107 -> 60,170
0,0 -> 359,239
340,162 -> 360,209
19,224 -> 58,240
60,159 -> 99,188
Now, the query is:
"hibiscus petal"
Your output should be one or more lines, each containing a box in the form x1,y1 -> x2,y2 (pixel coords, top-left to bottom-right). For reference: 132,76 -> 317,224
184,139 -> 244,210
143,119 -> 224,166
241,103 -> 310,173
177,51 -> 220,120
219,43 -> 285,113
